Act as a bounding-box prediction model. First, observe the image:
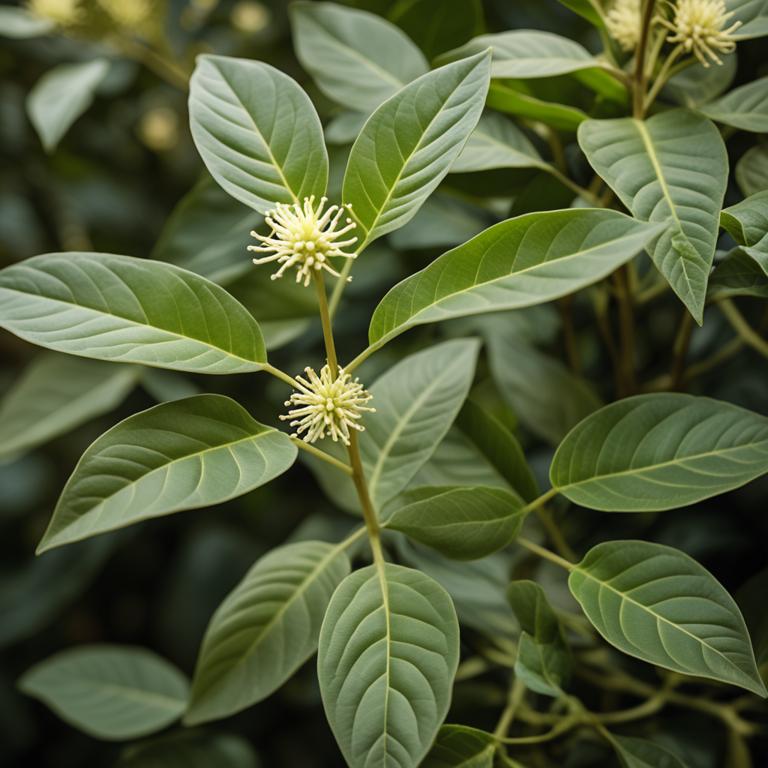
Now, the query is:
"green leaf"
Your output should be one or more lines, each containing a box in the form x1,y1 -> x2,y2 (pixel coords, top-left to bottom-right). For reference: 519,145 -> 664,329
342,51 -> 491,247
727,0 -> 768,38
488,335 -> 602,445
721,190 -> 768,264
578,111 -> 728,323
117,732 -> 259,768
385,486 -> 525,560
325,111 -> 369,145
665,56 -> 737,108
19,645 -> 189,740
569,540 -> 767,696
189,54 -> 328,213
421,725 -> 496,768
487,81 -> 587,132
38,395 -> 297,552
289,1 -> 428,112
700,76 -> 768,132
0,353 -> 138,461
27,59 -> 109,152
456,399 -> 539,502
736,144 -> 768,198
186,540 -> 351,724
0,252 -> 267,374
507,581 -> 570,697
550,393 -> 768,512
151,176 -> 260,286
0,7 -> 55,37
451,112 -> 545,173
318,563 -> 459,768
369,209 -> 663,349
709,248 -> 768,299
610,735 -> 689,768
312,340 -> 479,512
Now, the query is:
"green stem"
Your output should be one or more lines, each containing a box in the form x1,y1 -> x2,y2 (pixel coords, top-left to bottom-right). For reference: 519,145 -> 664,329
292,438 -> 353,475
263,363 -> 300,389
498,714 -> 581,745
328,258 -> 356,318
644,44 -> 683,110
494,678 -> 526,739
633,0 -> 658,118
522,488 -> 559,515
719,299 -> 768,358
314,271 -> 339,374
517,536 -> 576,571
345,338 -> 384,375
669,309 -> 694,390
347,430 -> 385,564
548,167 -> 601,205
536,506 -> 578,562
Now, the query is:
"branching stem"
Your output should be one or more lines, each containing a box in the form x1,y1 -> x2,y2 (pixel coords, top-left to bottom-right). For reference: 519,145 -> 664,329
292,438 -> 353,475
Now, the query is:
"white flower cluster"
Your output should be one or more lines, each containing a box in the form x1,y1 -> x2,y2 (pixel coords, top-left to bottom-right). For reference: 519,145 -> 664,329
248,196 -> 358,287
281,365 -> 375,446
658,0 -> 741,66
606,0 -> 642,51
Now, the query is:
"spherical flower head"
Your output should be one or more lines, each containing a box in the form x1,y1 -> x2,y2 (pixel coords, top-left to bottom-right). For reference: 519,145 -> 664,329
659,0 -> 741,66
98,0 -> 153,27
248,196 -> 358,287
606,0 -> 642,51
281,364 -> 375,446
27,0 -> 82,25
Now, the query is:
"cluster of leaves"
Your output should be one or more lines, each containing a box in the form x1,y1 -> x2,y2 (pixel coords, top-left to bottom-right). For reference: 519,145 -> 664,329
2,0 -> 768,767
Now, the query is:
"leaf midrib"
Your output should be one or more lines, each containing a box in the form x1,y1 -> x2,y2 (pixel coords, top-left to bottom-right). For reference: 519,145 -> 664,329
376,217 -> 655,342
573,566 -> 756,684
557,438 -> 768,492
35,678 -> 185,711
47,430 -> 277,546
0,281 -> 262,368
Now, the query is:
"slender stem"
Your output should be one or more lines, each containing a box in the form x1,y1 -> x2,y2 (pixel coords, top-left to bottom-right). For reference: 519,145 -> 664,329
345,338 -> 384,374
328,258 -> 355,318
517,536 -> 576,571
536,506 -> 578,562
498,715 -> 581,745
347,431 -> 385,564
494,678 -> 526,739
614,265 -> 637,395
522,488 -> 559,515
683,336 -> 744,381
116,38 -> 189,90
633,0 -> 657,118
337,525 -> 368,552
292,438 -> 353,475
644,45 -> 683,110
719,299 -> 768,358
669,310 -> 694,390
314,272 -> 339,374
548,167 -> 601,205
596,691 -> 667,723
263,363 -> 300,389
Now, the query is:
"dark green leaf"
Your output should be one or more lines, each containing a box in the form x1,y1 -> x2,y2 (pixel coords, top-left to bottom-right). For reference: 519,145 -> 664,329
421,725 -> 496,768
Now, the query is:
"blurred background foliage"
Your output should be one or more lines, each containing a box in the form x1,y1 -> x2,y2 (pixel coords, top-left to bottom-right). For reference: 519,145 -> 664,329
1,0 -> 767,766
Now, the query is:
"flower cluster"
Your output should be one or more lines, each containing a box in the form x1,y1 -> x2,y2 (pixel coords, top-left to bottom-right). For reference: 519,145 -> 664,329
606,0 -> 642,51
281,365 -> 374,446
658,0 -> 741,66
248,196 -> 358,287
28,0 -> 81,24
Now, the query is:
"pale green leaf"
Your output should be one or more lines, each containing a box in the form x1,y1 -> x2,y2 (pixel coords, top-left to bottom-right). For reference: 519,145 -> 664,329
736,144 -> 768,197
0,353 -> 138,461
578,111 -> 728,323
727,0 -> 768,38
451,112 -> 545,173
550,393 -> 768,512
325,111 -> 369,145
610,734 -> 689,768
0,7 -> 55,37
318,564 -> 459,768
665,56 -> 736,108
186,540 -> 350,724
385,486 -> 525,560
27,59 -> 110,152
342,51 -> 491,247
0,252 -> 267,374
557,0 -> 605,27
487,81 -> 587,132
700,76 -> 768,131
569,540 -> 767,695
189,55 -> 328,213
19,645 -> 189,740
38,395 -> 297,552
488,335 -> 602,445
117,732 -> 259,768
421,725 -> 495,768
369,209 -> 663,349
289,1 -> 427,112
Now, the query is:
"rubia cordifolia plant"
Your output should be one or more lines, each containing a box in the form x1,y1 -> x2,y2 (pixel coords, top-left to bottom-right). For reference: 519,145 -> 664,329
3,0 -> 768,766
